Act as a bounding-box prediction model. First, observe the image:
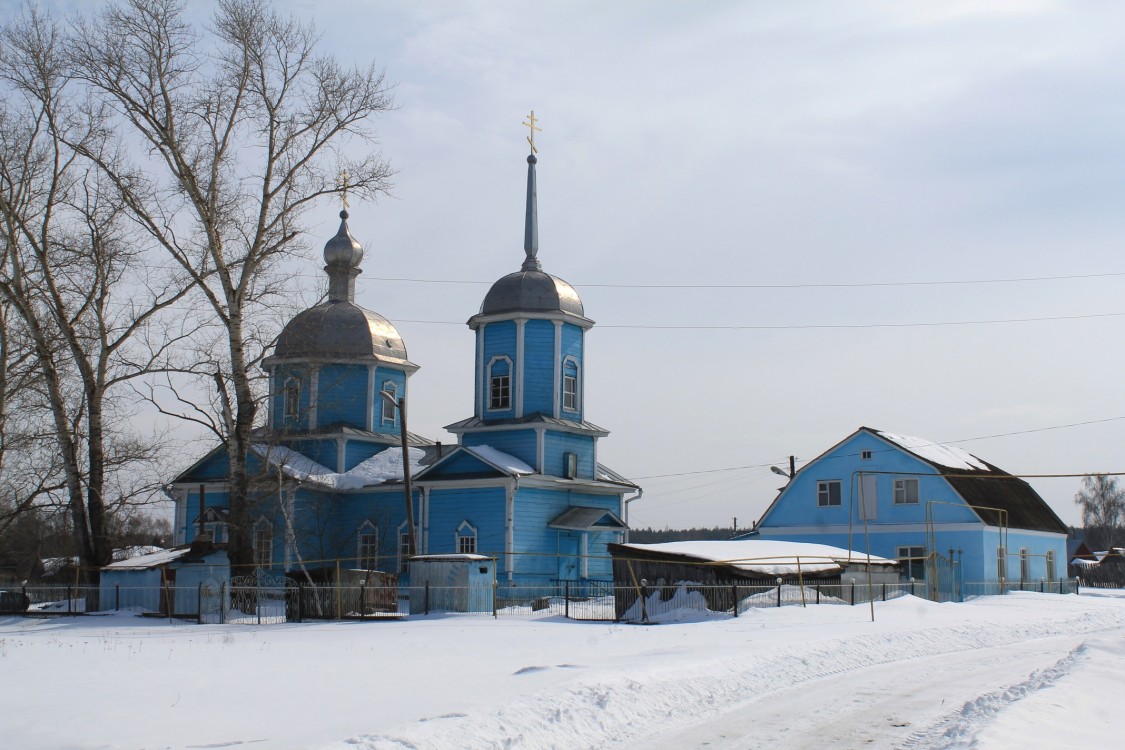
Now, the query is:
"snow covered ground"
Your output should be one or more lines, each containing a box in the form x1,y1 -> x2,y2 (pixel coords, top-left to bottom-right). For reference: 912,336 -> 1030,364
2,590 -> 1124,749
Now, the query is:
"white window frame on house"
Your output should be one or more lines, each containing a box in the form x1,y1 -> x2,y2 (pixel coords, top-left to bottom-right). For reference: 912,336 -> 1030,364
456,521 -> 477,555
817,480 -> 842,507
253,519 -> 273,569
1020,548 -> 1030,582
357,522 -> 379,570
893,477 -> 920,504
562,357 -> 579,412
283,377 -> 300,419
380,381 -> 398,426
897,545 -> 926,581
398,522 -> 413,573
487,356 -> 512,411
861,449 -> 873,460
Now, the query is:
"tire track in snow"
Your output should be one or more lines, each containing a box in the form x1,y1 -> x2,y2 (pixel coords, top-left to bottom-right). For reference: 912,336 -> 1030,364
335,601 -> 1125,750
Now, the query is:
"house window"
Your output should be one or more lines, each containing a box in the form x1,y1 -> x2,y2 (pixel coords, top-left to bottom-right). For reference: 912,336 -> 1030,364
253,522 -> 273,568
861,450 -> 872,460
893,478 -> 919,504
897,546 -> 926,580
1046,550 -> 1056,583
817,480 -> 841,507
1020,548 -> 1030,582
456,521 -> 477,555
487,356 -> 512,411
357,523 -> 378,570
283,377 -> 300,419
381,382 -> 397,425
562,358 -> 579,412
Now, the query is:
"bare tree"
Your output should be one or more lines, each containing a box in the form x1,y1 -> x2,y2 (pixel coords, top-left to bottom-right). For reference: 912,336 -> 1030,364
1074,474 -> 1125,551
0,5 -> 195,574
68,0 -> 394,570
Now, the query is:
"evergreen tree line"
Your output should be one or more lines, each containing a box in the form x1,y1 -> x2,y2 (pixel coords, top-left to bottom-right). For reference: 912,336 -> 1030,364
0,0 -> 392,578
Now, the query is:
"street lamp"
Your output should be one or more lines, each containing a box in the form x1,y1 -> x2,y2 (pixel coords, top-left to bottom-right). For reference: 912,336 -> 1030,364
770,455 -> 796,479
379,390 -> 418,558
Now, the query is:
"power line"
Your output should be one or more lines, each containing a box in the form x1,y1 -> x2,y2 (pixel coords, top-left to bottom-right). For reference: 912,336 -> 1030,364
371,271 -> 1125,290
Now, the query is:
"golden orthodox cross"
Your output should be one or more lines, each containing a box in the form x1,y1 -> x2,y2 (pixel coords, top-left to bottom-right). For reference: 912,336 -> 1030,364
338,170 -> 351,209
522,110 -> 542,154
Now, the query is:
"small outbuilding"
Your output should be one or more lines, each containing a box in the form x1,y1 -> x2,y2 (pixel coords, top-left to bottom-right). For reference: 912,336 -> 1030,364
100,542 -> 229,616
408,554 -> 496,614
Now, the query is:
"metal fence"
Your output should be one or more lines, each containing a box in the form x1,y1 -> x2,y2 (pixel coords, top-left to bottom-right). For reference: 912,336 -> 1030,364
0,577 -> 1082,623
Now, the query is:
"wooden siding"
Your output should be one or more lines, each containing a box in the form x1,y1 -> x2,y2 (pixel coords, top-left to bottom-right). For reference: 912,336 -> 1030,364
521,319 -> 556,416
427,487 -> 507,557
344,440 -> 383,472
272,364 -> 311,431
543,431 -> 596,479
481,321 -> 517,420
426,450 -> 505,478
288,439 -> 339,474
462,429 -> 538,471
373,367 -> 407,431
316,364 -> 368,429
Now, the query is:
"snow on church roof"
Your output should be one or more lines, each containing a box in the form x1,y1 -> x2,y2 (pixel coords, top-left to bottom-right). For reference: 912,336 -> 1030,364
250,444 -> 427,490
615,540 -> 896,576
464,445 -> 534,475
874,430 -> 990,472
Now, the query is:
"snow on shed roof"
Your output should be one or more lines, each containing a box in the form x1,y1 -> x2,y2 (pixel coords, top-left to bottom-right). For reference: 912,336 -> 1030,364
103,547 -> 193,570
614,540 -> 896,576
874,430 -> 990,471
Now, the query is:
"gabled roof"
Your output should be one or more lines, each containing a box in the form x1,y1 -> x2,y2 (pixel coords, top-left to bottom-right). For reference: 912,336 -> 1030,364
549,507 -> 628,531
863,427 -> 1067,534
413,444 -> 535,481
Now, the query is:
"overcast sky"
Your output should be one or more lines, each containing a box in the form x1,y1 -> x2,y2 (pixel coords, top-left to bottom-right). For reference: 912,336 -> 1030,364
13,0 -> 1125,530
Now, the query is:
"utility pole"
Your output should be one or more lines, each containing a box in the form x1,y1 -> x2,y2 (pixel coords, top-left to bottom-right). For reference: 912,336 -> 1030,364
380,392 -> 418,557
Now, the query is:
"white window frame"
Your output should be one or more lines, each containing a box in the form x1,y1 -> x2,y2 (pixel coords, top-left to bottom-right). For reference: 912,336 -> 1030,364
562,357 -> 579,412
357,522 -> 379,570
253,519 -> 273,569
398,521 -> 413,573
283,377 -> 300,419
817,480 -> 841,507
893,477 -> 919,504
487,356 -> 512,411
897,545 -> 926,580
380,381 -> 397,426
456,520 -> 477,555
860,449 -> 872,460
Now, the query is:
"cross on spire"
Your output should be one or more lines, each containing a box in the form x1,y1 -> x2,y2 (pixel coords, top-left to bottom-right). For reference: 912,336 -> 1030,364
522,110 -> 542,154
338,169 -> 351,210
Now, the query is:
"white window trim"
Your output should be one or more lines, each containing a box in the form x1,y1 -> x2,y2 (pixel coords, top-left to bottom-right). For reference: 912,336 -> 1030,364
897,546 -> 926,580
283,377 -> 300,419
381,380 -> 398,426
253,517 -> 273,569
817,480 -> 842,507
455,520 -> 477,555
561,356 -> 580,413
486,355 -> 513,412
893,477 -> 920,504
357,521 -> 379,570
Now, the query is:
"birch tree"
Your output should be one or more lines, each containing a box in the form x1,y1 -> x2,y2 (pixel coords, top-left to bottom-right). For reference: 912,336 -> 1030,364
1075,474 -> 1125,551
68,0 -> 394,569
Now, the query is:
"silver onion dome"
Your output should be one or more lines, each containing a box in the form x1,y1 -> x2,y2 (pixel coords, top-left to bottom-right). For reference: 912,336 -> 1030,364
479,270 -> 584,316
274,303 -> 408,362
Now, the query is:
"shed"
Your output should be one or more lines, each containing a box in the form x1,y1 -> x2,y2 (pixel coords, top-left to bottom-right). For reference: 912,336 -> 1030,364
408,554 -> 495,614
100,542 -> 229,616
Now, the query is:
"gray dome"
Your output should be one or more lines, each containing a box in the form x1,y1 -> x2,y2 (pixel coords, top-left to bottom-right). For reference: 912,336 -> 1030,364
274,301 -> 408,361
324,210 -> 363,267
479,270 -> 584,316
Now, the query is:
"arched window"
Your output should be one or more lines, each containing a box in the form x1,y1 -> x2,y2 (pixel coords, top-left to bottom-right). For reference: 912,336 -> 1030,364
357,521 -> 379,570
397,521 -> 414,573
253,518 -> 273,569
283,377 -> 300,419
456,521 -> 477,555
381,381 -> 398,426
487,356 -> 512,411
562,357 -> 579,412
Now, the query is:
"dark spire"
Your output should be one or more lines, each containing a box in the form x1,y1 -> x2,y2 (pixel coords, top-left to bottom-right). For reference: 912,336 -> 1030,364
522,153 -> 541,271
323,209 -> 363,303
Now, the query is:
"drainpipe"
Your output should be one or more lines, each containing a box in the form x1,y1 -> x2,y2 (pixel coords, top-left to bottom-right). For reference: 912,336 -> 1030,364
623,489 -> 643,543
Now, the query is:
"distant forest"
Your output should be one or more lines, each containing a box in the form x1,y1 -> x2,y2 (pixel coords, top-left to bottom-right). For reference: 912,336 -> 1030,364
628,527 -> 746,543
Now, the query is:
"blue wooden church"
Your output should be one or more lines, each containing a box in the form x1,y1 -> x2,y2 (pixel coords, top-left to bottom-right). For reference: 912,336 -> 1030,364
169,138 -> 638,588
751,427 -> 1068,591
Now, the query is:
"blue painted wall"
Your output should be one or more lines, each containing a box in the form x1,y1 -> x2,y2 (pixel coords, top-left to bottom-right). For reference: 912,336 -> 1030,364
480,321 -> 517,420
316,364 -> 368,429
271,364 -> 312,431
559,323 -> 583,422
373,367 -> 406,432
462,429 -> 538,471
522,319 -> 556,415
427,486 -> 507,556
543,431 -> 596,479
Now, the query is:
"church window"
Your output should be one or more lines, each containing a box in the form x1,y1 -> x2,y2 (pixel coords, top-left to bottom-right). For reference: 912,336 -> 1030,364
283,377 -> 300,419
562,358 -> 579,412
253,520 -> 273,568
398,522 -> 415,573
456,521 -> 477,555
357,522 -> 379,570
381,381 -> 398,425
487,357 -> 512,410
817,480 -> 841,507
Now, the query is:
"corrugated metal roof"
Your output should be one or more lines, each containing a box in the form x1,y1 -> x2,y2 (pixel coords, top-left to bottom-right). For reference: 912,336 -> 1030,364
548,507 -> 628,531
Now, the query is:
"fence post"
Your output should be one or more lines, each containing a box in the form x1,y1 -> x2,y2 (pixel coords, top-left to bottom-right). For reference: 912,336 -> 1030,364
297,583 -> 303,623
424,582 -> 430,616
732,584 -> 738,617
777,582 -> 782,608
882,582 -> 886,602
492,580 -> 498,619
67,584 -> 72,615
220,582 -> 226,624
850,581 -> 855,606
197,583 -> 202,624
565,581 -> 570,619
115,584 -> 120,611
816,585 -> 820,605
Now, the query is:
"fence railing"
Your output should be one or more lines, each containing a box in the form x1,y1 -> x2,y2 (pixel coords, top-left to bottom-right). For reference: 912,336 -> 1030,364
0,577 -> 1082,623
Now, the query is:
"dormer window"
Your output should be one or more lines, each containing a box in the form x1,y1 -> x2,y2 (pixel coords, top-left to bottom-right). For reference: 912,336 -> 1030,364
487,356 -> 512,411
381,381 -> 397,425
283,377 -> 300,419
562,358 -> 579,412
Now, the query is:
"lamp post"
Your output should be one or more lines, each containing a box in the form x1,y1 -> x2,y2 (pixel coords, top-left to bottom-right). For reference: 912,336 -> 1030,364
379,391 -> 418,557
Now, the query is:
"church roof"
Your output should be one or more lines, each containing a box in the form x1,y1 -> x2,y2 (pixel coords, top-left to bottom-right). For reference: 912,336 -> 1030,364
444,412 -> 610,436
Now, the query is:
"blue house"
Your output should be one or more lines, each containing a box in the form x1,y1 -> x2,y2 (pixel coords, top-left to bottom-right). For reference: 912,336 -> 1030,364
752,427 -> 1067,593
168,140 -> 638,588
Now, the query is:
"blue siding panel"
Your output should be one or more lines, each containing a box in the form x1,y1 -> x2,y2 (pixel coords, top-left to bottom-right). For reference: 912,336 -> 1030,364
374,367 -> 407,432
462,429 -> 538,471
522,319 -> 555,416
559,324 -> 584,422
481,321 -> 517,420
427,487 -> 507,557
316,364 -> 368,429
543,431 -> 596,479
